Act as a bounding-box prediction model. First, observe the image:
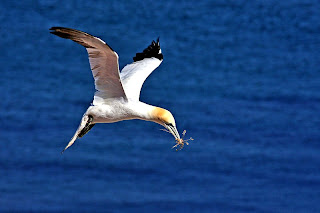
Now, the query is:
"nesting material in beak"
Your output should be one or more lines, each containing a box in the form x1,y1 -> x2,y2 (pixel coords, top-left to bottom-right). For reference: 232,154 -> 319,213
162,125 -> 193,151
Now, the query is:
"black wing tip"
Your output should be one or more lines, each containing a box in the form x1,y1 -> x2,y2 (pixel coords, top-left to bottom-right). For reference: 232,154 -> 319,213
49,26 -> 76,38
49,26 -> 113,50
49,26 -> 74,34
49,26 -> 96,48
50,26 -> 94,37
133,37 -> 163,62
49,26 -> 84,33
50,30 -> 71,39
49,26 -> 60,30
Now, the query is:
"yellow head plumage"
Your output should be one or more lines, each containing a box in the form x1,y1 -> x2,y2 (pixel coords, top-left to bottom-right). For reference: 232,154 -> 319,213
151,106 -> 193,150
152,107 -> 176,126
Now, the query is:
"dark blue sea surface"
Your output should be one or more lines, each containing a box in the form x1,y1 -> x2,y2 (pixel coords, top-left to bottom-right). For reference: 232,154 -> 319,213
1,0 -> 320,212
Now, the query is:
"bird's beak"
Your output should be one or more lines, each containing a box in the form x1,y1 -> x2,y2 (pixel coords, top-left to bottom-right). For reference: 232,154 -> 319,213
164,124 -> 181,141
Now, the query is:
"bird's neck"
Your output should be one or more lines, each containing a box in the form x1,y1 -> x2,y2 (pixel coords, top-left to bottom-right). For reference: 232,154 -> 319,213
130,101 -> 163,124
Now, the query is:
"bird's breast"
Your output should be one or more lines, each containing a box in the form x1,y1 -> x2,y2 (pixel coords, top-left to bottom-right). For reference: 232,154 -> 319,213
86,103 -> 137,123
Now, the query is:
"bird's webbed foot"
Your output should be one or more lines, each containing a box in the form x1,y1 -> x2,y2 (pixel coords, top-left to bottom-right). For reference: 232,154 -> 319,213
78,115 -> 95,138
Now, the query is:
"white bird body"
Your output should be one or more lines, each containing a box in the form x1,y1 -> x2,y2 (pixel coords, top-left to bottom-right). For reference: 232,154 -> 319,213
50,27 -> 184,153
86,100 -> 155,124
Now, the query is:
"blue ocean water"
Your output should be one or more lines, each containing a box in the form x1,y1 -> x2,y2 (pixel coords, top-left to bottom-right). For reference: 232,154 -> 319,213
1,0 -> 320,212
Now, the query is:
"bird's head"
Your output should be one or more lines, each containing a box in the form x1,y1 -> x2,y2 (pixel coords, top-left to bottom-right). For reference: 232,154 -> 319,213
152,107 -> 181,141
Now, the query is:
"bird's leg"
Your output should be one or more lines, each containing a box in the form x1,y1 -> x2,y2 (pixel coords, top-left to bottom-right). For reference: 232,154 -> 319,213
61,115 -> 93,154
78,115 -> 95,138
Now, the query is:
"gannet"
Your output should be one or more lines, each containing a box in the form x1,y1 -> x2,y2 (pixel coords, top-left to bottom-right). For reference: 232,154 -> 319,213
50,27 -> 188,153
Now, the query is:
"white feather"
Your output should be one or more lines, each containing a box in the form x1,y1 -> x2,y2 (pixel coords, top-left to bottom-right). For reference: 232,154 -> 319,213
120,57 -> 162,100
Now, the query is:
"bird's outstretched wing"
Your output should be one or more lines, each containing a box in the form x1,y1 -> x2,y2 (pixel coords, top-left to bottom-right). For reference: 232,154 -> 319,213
50,27 -> 127,105
120,38 -> 163,101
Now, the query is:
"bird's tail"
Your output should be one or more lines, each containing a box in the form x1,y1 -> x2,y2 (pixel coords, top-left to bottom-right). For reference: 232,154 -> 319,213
61,115 -> 95,154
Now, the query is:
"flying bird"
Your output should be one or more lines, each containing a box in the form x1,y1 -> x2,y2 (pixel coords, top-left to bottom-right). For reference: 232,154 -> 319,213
50,27 -> 190,153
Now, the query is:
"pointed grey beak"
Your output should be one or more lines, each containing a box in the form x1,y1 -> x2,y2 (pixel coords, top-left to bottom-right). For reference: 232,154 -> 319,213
164,123 -> 181,140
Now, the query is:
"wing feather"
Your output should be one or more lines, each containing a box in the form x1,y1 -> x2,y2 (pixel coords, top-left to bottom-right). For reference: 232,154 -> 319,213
121,58 -> 162,100
120,39 -> 163,100
50,27 -> 127,104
